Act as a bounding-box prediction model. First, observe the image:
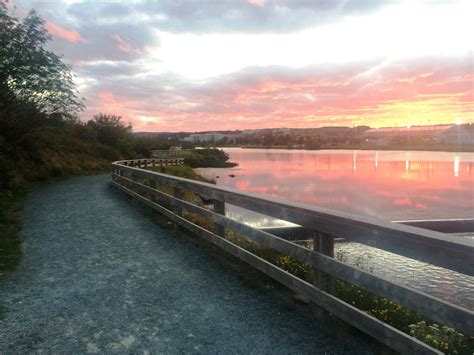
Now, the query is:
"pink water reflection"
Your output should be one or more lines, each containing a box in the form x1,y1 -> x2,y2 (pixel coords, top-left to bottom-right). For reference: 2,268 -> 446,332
200,149 -> 474,221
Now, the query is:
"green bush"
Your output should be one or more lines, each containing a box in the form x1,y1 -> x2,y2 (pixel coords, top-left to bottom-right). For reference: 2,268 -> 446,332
0,188 -> 25,278
275,255 -> 312,281
159,166 -> 215,183
409,321 -> 473,354
182,149 -> 235,168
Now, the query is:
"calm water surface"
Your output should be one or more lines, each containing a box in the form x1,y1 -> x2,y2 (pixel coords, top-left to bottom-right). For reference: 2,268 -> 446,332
199,148 -> 474,222
197,148 -> 474,308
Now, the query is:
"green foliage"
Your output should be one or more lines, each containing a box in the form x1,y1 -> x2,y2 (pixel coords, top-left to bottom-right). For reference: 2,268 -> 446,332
332,257 -> 472,354
0,188 -> 26,278
0,5 -> 91,189
0,3 -> 84,115
87,114 -> 132,152
158,166 -> 215,184
335,280 -> 424,332
132,137 -> 156,158
275,255 -> 312,281
409,321 -> 473,354
182,148 -> 235,168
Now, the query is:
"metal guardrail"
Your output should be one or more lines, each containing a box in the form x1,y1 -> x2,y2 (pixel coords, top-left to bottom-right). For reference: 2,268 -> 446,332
111,158 -> 474,354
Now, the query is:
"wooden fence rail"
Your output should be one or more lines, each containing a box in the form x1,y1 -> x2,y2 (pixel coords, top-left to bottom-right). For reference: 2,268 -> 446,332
151,149 -> 196,158
111,158 -> 474,354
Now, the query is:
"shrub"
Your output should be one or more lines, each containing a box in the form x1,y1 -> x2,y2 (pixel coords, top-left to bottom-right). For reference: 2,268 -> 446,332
276,255 -> 312,281
409,321 -> 473,354
182,149 -> 235,168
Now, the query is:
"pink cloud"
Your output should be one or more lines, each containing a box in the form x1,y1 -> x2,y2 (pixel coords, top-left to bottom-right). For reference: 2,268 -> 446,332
112,34 -> 141,54
2,0 -> 15,9
71,59 -> 84,67
97,91 -> 139,114
81,56 -> 474,132
393,198 -> 413,206
248,0 -> 265,7
45,21 -> 87,43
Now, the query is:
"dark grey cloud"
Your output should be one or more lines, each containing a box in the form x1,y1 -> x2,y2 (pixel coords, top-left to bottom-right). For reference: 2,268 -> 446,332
15,0 -> 158,63
50,22 -> 157,63
59,0 -> 396,35
76,61 -> 145,78
14,0 -> 395,66
98,3 -> 131,18
135,0 -> 396,33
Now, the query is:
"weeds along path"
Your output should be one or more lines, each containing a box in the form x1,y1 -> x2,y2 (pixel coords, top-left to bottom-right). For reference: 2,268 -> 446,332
0,174 -> 376,353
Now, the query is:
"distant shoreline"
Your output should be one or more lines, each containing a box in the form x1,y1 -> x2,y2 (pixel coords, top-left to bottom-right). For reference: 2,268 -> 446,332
216,144 -> 474,153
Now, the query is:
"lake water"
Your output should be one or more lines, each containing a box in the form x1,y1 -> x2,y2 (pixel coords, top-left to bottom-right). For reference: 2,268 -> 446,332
199,148 -> 474,223
197,148 -> 474,309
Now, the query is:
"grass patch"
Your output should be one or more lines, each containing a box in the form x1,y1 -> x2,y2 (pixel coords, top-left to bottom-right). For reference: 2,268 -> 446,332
276,250 -> 474,354
0,187 -> 27,279
180,148 -> 237,168
150,165 -> 216,184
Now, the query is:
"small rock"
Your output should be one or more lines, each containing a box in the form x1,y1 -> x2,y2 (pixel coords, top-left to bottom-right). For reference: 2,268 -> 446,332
293,293 -> 311,304
86,343 -> 99,354
228,174 -> 236,178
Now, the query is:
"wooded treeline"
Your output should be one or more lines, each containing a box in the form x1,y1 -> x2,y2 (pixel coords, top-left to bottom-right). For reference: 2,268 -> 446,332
0,4 -> 174,191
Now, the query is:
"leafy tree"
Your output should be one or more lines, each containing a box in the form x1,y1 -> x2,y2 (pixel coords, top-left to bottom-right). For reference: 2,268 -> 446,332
87,113 -> 133,153
0,3 -> 84,115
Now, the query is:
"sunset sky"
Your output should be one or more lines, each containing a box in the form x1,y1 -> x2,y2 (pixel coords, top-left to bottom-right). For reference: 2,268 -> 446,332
10,0 -> 474,132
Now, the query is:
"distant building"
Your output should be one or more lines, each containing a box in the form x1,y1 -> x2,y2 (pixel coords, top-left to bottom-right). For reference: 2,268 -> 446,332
183,132 -> 238,142
317,126 -> 351,135
364,125 -> 455,146
437,124 -> 474,145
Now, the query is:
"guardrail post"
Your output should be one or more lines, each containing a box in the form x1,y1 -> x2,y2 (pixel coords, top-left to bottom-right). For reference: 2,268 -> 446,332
312,231 -> 335,294
213,200 -> 226,237
149,179 -> 157,202
173,187 -> 184,216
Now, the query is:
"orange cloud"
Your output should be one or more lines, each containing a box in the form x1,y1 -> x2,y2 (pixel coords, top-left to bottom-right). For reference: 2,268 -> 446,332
393,198 -> 413,206
81,56 -> 474,132
45,21 -> 87,43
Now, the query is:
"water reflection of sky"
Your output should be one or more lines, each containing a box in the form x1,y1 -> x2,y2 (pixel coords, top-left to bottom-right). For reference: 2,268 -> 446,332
197,149 -> 474,308
198,149 -> 474,225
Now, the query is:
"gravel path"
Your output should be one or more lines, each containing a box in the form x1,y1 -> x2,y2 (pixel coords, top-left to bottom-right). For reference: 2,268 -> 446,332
0,174 -> 377,354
